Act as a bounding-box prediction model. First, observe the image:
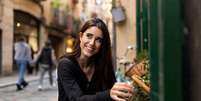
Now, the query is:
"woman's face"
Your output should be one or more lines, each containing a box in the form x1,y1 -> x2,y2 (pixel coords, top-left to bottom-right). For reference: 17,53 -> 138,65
79,26 -> 103,58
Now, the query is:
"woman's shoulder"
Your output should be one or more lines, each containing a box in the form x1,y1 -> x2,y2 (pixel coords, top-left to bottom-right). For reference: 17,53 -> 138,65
57,56 -> 74,72
57,55 -> 80,73
59,56 -> 73,63
58,55 -> 78,67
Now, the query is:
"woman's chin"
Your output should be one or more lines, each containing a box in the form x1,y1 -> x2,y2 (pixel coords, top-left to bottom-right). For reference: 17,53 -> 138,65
83,52 -> 93,58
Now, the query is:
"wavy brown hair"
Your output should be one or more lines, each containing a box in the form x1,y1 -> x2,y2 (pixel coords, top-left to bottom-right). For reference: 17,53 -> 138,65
65,18 -> 116,90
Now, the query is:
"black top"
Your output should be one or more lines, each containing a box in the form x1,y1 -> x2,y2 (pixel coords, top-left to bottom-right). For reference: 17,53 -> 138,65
38,47 -> 53,65
57,57 -> 114,101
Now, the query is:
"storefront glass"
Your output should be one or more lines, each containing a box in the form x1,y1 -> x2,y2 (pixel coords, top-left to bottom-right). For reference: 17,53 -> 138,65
14,10 -> 39,53
13,10 -> 40,72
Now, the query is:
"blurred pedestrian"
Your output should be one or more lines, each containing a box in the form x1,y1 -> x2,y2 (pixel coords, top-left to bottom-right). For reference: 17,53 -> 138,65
35,40 -> 56,91
14,35 -> 32,91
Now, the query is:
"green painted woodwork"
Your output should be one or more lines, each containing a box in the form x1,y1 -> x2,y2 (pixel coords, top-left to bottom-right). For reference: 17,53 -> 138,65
142,0 -> 149,50
149,0 -> 159,100
136,0 -> 141,53
162,1 -> 183,101
149,0 -> 183,101
136,0 -> 149,53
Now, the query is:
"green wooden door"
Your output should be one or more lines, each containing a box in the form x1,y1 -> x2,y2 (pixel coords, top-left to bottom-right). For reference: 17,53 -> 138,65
148,0 -> 183,101
136,0 -> 149,53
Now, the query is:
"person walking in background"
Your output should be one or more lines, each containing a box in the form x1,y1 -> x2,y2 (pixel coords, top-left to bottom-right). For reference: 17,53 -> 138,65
14,36 -> 32,91
35,40 -> 56,91
57,18 -> 134,101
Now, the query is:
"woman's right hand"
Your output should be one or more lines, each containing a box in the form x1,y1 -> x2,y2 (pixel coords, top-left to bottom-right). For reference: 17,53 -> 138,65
110,82 -> 134,101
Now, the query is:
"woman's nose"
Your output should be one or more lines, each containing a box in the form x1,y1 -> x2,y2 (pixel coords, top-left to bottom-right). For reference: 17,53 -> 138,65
89,38 -> 95,45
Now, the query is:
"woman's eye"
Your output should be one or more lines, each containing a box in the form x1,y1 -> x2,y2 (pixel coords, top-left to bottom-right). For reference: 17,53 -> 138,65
86,33 -> 93,38
96,38 -> 103,44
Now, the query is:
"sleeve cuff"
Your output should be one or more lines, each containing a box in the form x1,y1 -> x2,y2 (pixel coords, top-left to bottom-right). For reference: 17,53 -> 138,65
96,90 -> 113,101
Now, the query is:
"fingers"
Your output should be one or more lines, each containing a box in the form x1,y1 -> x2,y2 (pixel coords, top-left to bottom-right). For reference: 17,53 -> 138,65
110,82 -> 134,101
112,95 -> 125,101
111,91 -> 132,101
112,89 -> 132,100
114,83 -> 134,93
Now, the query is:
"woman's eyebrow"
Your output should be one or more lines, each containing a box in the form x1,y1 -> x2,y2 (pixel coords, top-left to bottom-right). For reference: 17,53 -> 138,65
96,36 -> 103,40
86,32 -> 92,34
86,33 -> 103,38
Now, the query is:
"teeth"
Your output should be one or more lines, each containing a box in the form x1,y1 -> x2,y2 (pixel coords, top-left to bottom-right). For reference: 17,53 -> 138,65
84,44 -> 94,52
87,47 -> 93,51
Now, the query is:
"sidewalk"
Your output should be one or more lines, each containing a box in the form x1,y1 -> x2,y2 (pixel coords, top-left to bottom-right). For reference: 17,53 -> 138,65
0,70 -> 57,88
0,74 -> 39,88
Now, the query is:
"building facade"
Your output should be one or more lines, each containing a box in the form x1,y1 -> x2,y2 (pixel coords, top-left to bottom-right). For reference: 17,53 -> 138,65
0,0 -> 45,75
0,0 -> 136,75
0,0 -> 71,75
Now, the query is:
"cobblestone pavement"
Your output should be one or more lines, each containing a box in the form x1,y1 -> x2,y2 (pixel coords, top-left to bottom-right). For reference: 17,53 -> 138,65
0,79 -> 58,101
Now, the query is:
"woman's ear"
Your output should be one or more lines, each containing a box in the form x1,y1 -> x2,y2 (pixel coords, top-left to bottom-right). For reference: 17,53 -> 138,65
79,32 -> 83,40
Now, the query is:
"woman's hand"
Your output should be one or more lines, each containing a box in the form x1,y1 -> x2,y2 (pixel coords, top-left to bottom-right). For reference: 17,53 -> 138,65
110,82 -> 134,101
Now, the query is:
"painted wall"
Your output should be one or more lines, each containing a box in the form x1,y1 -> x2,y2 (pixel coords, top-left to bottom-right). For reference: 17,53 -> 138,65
116,0 -> 136,62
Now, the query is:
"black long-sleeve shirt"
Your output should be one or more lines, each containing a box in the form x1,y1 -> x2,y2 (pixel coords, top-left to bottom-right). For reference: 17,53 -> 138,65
57,57 -> 114,101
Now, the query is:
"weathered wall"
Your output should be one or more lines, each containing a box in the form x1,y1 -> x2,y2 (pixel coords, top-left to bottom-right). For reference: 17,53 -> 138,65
116,0 -> 136,61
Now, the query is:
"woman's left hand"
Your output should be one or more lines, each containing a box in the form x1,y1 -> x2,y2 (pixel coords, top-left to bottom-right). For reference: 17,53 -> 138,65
110,82 -> 134,101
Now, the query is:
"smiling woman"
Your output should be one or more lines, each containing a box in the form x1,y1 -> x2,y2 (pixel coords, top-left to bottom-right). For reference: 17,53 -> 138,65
57,18 -> 134,101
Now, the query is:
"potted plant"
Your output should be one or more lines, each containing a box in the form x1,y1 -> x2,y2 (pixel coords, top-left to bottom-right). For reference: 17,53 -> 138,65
125,50 -> 151,101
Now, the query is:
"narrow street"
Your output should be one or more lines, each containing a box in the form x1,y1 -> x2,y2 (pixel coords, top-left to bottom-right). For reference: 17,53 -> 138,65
0,79 -> 58,101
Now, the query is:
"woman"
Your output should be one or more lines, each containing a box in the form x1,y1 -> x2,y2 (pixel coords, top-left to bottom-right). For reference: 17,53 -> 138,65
57,18 -> 133,101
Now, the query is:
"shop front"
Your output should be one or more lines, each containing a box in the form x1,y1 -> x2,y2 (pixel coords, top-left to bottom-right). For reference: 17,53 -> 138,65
13,10 -> 40,72
46,26 -> 66,59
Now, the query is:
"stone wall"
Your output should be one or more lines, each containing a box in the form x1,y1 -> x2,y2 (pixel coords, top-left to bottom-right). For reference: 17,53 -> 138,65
1,0 -> 14,75
14,0 -> 42,18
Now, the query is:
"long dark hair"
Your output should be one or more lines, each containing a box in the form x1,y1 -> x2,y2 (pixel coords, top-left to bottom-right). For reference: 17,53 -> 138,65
66,18 -> 116,89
